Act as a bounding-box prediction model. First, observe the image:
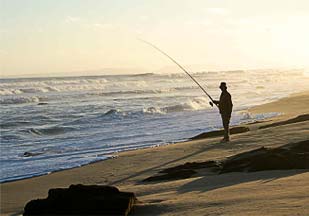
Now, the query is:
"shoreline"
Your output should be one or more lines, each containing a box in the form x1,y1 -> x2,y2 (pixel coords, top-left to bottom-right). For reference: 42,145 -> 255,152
1,91 -> 309,215
0,104 -> 280,184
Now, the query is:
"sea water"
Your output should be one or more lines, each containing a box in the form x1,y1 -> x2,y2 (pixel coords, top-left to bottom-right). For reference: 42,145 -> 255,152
1,69 -> 309,182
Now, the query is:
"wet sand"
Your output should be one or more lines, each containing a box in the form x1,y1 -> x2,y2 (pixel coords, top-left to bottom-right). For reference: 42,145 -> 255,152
1,91 -> 309,216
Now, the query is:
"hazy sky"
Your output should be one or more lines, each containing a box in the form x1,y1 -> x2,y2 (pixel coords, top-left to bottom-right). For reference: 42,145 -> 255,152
1,0 -> 309,77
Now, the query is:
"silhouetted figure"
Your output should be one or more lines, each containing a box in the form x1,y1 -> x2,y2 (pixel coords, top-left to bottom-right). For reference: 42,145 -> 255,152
211,82 -> 233,142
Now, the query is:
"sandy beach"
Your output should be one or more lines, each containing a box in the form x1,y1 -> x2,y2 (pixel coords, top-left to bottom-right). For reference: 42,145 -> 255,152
1,91 -> 309,216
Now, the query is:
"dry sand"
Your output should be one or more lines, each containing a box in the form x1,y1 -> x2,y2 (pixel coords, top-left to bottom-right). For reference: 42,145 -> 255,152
1,91 -> 309,216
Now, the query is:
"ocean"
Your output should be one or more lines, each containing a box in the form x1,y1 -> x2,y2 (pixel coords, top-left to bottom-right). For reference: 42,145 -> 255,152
1,69 -> 308,182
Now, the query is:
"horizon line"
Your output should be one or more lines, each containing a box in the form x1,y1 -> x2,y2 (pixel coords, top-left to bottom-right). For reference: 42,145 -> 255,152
0,67 -> 305,80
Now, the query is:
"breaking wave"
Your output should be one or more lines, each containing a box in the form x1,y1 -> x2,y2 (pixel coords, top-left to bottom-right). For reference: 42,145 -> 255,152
238,110 -> 280,122
0,78 -> 109,96
99,89 -> 173,96
143,97 -> 210,114
0,96 -> 43,105
93,97 -> 211,119
92,86 -> 202,97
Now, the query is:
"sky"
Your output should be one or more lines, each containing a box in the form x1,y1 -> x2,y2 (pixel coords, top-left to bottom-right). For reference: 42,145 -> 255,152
1,0 -> 309,77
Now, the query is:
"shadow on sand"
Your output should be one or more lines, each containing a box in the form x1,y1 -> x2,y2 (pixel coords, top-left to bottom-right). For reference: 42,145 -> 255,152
141,139 -> 308,195
109,141 -> 230,185
177,169 -> 308,194
111,114 -> 309,185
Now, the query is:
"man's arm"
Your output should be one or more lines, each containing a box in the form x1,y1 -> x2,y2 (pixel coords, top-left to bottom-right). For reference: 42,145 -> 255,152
209,100 -> 219,107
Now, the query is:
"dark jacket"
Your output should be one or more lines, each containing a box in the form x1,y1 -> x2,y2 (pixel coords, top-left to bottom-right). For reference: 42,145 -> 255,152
215,90 -> 233,116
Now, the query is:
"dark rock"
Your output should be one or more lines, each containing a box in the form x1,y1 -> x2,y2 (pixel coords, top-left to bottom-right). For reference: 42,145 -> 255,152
23,152 -> 33,157
142,140 -> 309,182
37,102 -> 48,105
220,140 -> 309,173
23,152 -> 44,157
260,114 -> 309,129
190,126 -> 249,140
159,161 -> 220,174
245,120 -> 271,125
23,184 -> 137,216
142,161 -> 220,182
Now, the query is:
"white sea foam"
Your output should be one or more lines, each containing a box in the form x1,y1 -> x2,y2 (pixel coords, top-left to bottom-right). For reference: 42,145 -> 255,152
142,97 -> 210,114
0,96 -> 42,104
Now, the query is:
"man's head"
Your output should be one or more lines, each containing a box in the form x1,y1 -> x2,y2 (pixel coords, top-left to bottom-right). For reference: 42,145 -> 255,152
219,82 -> 227,91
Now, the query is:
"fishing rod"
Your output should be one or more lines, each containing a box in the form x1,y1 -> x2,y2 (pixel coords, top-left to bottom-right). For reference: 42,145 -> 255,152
139,39 -> 218,107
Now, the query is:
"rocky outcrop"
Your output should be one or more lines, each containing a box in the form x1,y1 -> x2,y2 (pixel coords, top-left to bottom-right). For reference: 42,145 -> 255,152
23,184 -> 137,216
142,160 -> 220,182
259,114 -> 309,129
220,139 -> 309,173
143,140 -> 309,182
190,126 -> 249,140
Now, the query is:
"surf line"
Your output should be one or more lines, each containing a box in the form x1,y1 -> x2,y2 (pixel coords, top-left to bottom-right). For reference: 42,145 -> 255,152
139,39 -> 218,108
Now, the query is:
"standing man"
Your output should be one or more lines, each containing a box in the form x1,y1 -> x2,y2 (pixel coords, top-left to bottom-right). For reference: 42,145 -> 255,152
210,82 -> 233,142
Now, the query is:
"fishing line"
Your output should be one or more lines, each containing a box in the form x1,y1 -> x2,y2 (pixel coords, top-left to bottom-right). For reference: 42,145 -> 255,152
139,39 -> 217,107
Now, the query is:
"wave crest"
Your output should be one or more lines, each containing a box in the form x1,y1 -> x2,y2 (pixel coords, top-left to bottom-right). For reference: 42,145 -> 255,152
143,97 -> 211,114
28,126 -> 75,136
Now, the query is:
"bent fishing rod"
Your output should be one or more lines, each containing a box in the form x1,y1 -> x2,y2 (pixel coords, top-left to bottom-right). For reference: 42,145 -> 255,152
139,39 -> 218,107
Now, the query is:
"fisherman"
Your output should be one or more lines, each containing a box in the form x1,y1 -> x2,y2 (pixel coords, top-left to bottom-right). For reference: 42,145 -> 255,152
210,82 -> 233,142
140,40 -> 233,141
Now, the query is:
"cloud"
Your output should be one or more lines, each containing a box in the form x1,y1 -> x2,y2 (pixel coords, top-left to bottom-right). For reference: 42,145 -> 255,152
206,7 -> 228,16
65,16 -> 81,24
93,23 -> 114,29
139,15 -> 149,22
0,49 -> 8,56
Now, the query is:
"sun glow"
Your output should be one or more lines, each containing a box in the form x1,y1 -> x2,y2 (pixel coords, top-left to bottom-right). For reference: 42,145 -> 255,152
1,0 -> 309,77
272,15 -> 309,66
